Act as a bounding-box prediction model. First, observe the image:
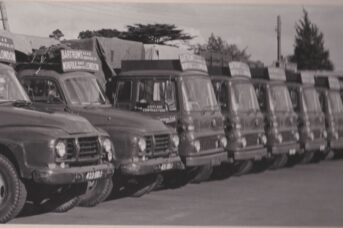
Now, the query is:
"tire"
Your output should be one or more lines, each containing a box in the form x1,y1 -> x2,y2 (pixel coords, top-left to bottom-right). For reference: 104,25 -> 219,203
126,174 -> 159,198
233,160 -> 253,176
53,197 -> 80,213
162,170 -> 189,189
211,163 -> 232,180
78,177 -> 113,207
269,154 -> 288,170
189,165 -> 214,183
0,154 -> 27,223
324,150 -> 335,160
299,151 -> 315,164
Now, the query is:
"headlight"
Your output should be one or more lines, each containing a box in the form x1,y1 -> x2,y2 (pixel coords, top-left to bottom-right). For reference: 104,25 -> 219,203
171,135 -> 180,148
239,137 -> 247,148
334,131 -> 339,139
102,138 -> 114,161
323,130 -> 327,139
138,137 -> 146,152
309,132 -> 314,140
260,134 -> 267,145
192,140 -> 201,152
277,134 -> 283,143
294,132 -> 300,141
219,136 -> 227,148
55,140 -> 66,158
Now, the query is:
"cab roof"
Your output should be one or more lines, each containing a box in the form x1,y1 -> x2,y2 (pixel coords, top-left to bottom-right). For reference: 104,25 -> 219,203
250,67 -> 286,81
314,75 -> 340,90
285,70 -> 315,85
207,62 -> 251,79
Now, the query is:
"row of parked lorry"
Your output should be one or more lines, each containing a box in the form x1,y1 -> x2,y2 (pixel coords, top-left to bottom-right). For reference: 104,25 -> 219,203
0,35 -> 342,223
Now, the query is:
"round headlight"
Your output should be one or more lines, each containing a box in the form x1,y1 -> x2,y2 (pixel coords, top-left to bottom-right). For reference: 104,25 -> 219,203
261,134 -> 267,145
323,130 -> 327,139
219,136 -> 227,148
334,131 -> 339,139
138,137 -> 146,152
102,138 -> 113,161
171,135 -> 180,148
294,132 -> 300,141
277,134 -> 283,143
309,132 -> 314,140
240,137 -> 247,148
55,140 -> 66,158
193,140 -> 201,152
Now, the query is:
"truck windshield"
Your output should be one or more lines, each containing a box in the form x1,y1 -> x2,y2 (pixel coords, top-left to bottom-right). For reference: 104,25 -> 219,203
270,84 -> 293,112
231,81 -> 260,112
181,76 -> 218,111
303,87 -> 322,112
0,69 -> 29,102
63,77 -> 106,105
329,91 -> 343,113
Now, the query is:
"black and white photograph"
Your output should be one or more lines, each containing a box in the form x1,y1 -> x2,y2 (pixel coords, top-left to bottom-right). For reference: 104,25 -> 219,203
0,0 -> 342,226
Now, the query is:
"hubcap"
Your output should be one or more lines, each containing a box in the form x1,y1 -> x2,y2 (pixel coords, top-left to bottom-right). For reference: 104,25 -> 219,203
0,174 -> 6,204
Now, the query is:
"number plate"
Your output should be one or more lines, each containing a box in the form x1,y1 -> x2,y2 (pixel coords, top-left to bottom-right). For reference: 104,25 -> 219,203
85,170 -> 103,180
161,163 -> 173,171
320,145 -> 325,151
289,149 -> 296,155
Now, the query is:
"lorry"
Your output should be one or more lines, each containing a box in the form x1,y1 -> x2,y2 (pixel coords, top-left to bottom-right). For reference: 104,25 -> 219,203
314,74 -> 343,159
250,67 -> 300,169
285,70 -> 327,163
0,37 -> 114,222
17,47 -> 184,198
208,62 -> 268,175
112,54 -> 228,185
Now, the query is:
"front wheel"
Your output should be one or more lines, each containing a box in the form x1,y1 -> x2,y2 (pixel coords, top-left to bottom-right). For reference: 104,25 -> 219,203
188,165 -> 213,183
126,174 -> 161,198
233,160 -> 253,176
299,151 -> 315,164
0,154 -> 27,223
78,177 -> 113,207
269,154 -> 288,170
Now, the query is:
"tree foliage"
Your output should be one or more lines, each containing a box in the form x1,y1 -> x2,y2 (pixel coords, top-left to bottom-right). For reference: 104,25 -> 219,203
49,29 -> 64,40
78,23 -> 193,44
289,9 -> 333,70
194,33 -> 250,63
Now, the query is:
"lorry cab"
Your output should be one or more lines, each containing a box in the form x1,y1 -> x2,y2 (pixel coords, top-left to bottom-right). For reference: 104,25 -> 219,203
314,74 -> 343,158
208,62 -> 268,175
285,70 -> 327,163
113,54 -> 228,183
17,48 -> 184,197
250,67 -> 300,169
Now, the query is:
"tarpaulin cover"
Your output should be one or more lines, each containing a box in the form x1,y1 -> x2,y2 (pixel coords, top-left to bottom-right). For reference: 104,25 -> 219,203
144,44 -> 191,60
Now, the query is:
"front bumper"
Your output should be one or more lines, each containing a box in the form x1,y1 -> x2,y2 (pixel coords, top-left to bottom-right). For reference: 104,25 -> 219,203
231,147 -> 268,161
184,150 -> 228,167
269,142 -> 300,155
303,139 -> 327,152
330,138 -> 343,150
120,156 -> 184,176
32,163 -> 114,185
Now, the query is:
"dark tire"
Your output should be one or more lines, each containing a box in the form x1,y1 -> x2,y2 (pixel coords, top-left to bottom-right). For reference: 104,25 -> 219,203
78,177 -> 113,207
233,160 -> 253,176
0,154 -> 27,223
299,151 -> 315,164
189,165 -> 214,183
269,154 -> 288,170
324,150 -> 335,160
126,174 -> 160,198
162,171 -> 189,189
53,197 -> 80,213
211,163 -> 232,180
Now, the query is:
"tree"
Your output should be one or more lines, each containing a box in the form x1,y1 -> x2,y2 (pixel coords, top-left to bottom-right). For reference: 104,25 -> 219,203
49,29 -> 64,40
78,29 -> 122,39
194,33 -> 250,63
289,9 -> 333,70
121,23 -> 194,44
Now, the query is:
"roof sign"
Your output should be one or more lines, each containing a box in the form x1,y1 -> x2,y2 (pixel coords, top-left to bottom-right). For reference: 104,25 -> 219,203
328,76 -> 340,90
228,61 -> 251,78
0,36 -> 16,64
299,71 -> 315,85
268,67 -> 286,81
60,49 -> 100,73
179,54 -> 208,73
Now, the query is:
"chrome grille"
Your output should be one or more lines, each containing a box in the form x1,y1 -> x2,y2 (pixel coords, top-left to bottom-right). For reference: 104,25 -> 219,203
64,136 -> 100,166
199,135 -> 217,151
245,133 -> 259,147
280,131 -> 295,143
145,134 -> 170,156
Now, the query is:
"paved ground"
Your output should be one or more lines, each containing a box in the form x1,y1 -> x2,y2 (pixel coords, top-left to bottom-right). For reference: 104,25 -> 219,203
12,158 -> 343,226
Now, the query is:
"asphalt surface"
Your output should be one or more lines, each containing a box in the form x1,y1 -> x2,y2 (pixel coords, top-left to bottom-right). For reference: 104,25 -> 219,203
12,158 -> 343,226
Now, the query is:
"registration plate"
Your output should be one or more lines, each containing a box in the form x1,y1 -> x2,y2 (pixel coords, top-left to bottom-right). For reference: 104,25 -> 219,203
289,149 -> 296,155
161,163 -> 173,171
320,145 -> 325,151
86,170 -> 103,180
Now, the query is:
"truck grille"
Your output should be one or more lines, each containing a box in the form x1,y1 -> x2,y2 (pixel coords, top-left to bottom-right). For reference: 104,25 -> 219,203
245,133 -> 259,147
145,134 -> 170,157
199,135 -> 217,151
64,136 -> 100,166
280,131 -> 295,143
313,129 -> 322,139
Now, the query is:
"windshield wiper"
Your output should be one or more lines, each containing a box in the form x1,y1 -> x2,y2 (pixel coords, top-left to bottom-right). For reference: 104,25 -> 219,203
12,100 -> 32,107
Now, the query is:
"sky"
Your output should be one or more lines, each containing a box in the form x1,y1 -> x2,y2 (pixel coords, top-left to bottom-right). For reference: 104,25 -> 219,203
4,1 -> 343,70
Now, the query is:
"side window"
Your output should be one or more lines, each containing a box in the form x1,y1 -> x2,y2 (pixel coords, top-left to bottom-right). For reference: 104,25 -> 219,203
317,90 -> 326,113
135,79 -> 177,112
212,80 -> 228,110
116,80 -> 132,103
22,78 -> 64,104
253,83 -> 267,112
288,87 -> 300,112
